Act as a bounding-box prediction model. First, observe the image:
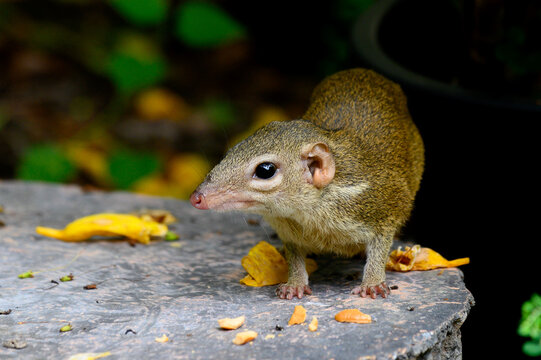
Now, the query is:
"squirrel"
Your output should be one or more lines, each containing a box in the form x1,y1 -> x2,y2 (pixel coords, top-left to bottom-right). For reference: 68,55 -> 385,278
190,69 -> 424,300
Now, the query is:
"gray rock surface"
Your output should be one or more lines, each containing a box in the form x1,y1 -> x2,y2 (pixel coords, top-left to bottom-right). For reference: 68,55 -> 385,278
0,181 -> 474,359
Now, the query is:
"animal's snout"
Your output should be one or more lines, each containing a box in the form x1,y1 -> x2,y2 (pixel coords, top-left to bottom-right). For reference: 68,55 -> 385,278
190,190 -> 209,210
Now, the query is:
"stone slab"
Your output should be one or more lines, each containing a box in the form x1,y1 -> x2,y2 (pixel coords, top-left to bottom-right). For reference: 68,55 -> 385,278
0,181 -> 474,359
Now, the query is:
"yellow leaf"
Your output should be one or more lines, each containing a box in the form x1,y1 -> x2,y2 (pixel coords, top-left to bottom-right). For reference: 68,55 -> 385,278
386,245 -> 469,272
64,141 -> 110,185
239,241 -> 317,287
135,88 -> 191,122
229,106 -> 289,148
36,213 -> 168,245
132,175 -> 184,198
168,153 -> 211,198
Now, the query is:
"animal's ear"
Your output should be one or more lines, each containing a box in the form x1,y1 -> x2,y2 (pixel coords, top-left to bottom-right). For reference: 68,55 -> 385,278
301,143 -> 335,188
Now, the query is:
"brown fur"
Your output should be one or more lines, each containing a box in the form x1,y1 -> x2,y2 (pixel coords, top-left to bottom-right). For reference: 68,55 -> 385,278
192,69 -> 424,299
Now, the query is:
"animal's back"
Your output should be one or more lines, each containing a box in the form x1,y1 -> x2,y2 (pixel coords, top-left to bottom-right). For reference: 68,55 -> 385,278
302,68 -> 424,197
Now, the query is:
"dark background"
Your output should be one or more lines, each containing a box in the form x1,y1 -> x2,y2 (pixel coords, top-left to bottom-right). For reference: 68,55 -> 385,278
1,0 -> 540,358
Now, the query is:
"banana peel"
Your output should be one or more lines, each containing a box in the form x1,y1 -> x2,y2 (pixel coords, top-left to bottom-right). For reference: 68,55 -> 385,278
36,213 -> 168,245
386,245 -> 469,272
240,241 -> 317,286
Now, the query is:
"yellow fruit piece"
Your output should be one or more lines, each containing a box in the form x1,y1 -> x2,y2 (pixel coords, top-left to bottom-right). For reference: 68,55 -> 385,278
232,330 -> 257,345
68,352 -> 111,360
288,305 -> 307,326
308,316 -> 318,332
239,241 -> 317,287
218,315 -> 245,330
155,334 -> 169,343
334,309 -> 372,324
386,245 -> 470,272
36,213 -> 168,245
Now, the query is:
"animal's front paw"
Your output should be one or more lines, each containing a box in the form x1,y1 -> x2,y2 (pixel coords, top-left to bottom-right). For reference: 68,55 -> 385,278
276,283 -> 312,300
351,282 -> 390,299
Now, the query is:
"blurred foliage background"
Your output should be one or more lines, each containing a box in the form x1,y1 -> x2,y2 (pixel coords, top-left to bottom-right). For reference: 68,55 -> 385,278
0,0 -> 370,199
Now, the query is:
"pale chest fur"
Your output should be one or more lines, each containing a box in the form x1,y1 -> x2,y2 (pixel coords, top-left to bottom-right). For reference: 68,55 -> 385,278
264,212 -> 374,257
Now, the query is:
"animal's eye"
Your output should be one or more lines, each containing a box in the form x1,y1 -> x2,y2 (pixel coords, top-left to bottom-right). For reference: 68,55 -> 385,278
254,162 -> 277,179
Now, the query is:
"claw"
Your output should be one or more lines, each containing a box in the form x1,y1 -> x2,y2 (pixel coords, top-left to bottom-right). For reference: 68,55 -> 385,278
351,282 -> 390,299
276,284 -> 312,300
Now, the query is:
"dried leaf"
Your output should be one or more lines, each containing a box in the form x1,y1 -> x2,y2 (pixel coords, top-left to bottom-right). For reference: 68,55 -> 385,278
386,245 -> 470,272
240,241 -> 317,287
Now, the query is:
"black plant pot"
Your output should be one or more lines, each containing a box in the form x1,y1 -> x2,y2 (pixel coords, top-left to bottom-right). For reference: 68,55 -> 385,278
353,1 -> 540,358
353,0 -> 541,113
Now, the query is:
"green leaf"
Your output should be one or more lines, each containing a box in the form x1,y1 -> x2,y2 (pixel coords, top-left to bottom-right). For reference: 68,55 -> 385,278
18,271 -> 34,279
164,231 -> 179,241
16,144 -> 76,183
108,148 -> 162,189
174,1 -> 246,47
59,324 -> 73,332
335,0 -> 374,22
110,0 -> 168,26
202,99 -> 237,127
523,340 -> 541,357
106,33 -> 167,94
59,274 -> 74,282
519,293 -> 541,339
106,52 -> 166,94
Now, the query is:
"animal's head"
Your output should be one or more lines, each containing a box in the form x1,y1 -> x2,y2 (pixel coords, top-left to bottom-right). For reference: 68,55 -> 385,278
190,120 -> 335,217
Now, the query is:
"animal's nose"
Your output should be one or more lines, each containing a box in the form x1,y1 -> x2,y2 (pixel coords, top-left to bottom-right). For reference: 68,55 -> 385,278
190,191 -> 209,210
